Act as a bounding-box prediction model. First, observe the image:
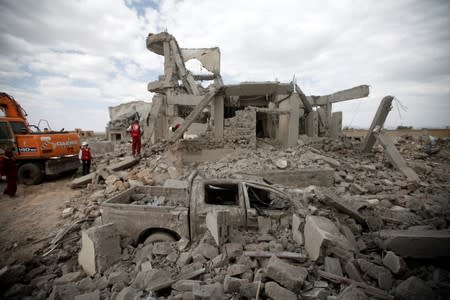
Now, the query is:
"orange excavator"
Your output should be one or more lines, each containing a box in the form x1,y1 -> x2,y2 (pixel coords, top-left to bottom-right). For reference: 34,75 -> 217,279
0,92 -> 81,184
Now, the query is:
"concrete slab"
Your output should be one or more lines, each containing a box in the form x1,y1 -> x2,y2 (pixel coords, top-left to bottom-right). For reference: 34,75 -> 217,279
246,168 -> 334,188
376,229 -> 450,258
304,215 -> 355,261
78,223 -> 121,276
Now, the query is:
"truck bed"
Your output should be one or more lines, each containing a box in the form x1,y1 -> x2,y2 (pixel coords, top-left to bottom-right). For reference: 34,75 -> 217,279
102,185 -> 190,242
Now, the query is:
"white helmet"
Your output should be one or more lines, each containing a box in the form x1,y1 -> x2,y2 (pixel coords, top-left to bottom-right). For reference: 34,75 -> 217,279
82,141 -> 88,146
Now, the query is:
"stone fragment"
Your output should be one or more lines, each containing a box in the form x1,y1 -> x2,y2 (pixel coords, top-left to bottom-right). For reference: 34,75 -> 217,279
266,255 -> 308,292
292,213 -> 304,245
224,243 -> 243,258
48,282 -> 80,300
192,282 -> 224,300
192,243 -> 218,259
324,256 -> 343,277
344,260 -> 363,282
173,280 -> 202,292
303,287 -> 329,300
223,275 -> 249,293
239,282 -> 260,299
275,159 -> 288,169
258,216 -> 272,234
132,269 -> 172,291
227,264 -> 250,276
206,210 -> 230,247
376,229 -> 450,258
382,251 -> 405,274
350,183 -> 367,194
107,271 -> 129,287
337,285 -> 368,300
304,215 -> 355,261
78,223 -> 121,276
357,259 -> 392,290
394,276 -> 434,300
54,271 -> 84,285
209,253 -> 228,269
264,281 -> 296,300
116,286 -> 138,300
74,290 -> 100,300
62,207 -> 75,218
177,252 -> 192,267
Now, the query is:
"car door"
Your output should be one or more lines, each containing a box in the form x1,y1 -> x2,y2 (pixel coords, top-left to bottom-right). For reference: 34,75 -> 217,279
243,181 -> 292,230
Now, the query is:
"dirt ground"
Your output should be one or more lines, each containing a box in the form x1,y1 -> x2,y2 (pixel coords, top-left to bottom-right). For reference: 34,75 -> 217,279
0,176 -> 79,266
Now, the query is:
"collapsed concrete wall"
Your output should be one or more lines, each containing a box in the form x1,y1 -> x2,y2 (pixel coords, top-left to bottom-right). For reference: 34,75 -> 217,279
106,101 -> 152,142
223,109 -> 256,148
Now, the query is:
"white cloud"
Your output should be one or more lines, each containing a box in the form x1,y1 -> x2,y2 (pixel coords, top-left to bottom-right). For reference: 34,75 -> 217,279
0,0 -> 449,130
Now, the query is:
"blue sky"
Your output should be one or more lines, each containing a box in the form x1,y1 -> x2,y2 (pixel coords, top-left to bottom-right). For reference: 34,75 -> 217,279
0,0 -> 449,131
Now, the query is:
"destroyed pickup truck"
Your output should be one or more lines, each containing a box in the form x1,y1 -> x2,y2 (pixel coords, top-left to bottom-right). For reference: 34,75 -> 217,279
101,174 -> 293,243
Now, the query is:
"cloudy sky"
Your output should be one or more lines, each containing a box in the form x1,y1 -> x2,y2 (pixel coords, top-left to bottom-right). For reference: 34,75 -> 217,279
0,0 -> 449,131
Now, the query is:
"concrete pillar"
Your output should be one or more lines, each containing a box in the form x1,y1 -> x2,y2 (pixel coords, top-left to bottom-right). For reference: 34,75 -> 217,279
305,111 -> 318,137
213,96 -> 224,140
361,96 -> 393,152
278,98 -> 290,145
287,95 -> 300,146
329,112 -> 343,139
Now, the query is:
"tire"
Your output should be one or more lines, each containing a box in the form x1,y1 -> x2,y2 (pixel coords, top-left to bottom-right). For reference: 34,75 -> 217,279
18,163 -> 44,185
144,232 -> 176,244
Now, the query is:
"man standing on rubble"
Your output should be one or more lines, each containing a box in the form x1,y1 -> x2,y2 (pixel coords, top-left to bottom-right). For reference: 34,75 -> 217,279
2,149 -> 18,197
79,141 -> 93,176
128,119 -> 143,157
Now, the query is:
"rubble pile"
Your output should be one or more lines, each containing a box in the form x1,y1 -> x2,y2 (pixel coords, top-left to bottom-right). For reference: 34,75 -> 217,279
1,134 -> 449,300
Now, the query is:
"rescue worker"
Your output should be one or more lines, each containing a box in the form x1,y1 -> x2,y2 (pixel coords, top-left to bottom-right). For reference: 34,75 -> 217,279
128,120 -> 143,157
79,141 -> 92,176
2,149 -> 18,197
169,123 -> 181,132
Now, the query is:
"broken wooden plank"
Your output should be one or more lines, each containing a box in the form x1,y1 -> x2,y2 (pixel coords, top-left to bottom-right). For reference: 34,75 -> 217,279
168,87 -> 219,144
306,85 -> 370,106
317,270 -> 394,300
375,132 -> 420,183
243,251 -> 308,262
361,96 -> 393,152
319,188 -> 367,228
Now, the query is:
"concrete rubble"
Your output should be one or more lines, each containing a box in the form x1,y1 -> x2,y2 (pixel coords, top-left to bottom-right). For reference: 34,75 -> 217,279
1,31 -> 449,300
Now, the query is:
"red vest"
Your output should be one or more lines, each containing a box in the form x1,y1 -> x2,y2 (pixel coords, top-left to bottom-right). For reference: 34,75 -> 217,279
131,123 -> 141,138
81,147 -> 91,160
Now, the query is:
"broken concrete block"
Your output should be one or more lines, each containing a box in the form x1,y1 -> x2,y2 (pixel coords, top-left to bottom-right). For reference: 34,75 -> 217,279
209,253 -> 228,269
192,282 -> 224,300
375,229 -> 450,258
74,290 -> 100,300
344,260 -> 363,282
206,210 -> 230,247
115,286 -> 138,300
48,282 -> 80,300
350,183 -> 367,194
303,287 -> 330,300
152,242 -> 173,255
382,251 -> 405,274
223,275 -> 249,293
54,271 -> 84,285
239,282 -> 260,299
324,256 -> 343,277
227,264 -> 250,276
394,276 -> 434,300
172,280 -> 202,292
337,285 -> 368,300
62,207 -> 75,218
223,243 -> 243,258
292,213 -> 304,245
192,242 -> 218,260
264,281 -> 297,300
357,259 -> 392,291
304,215 -> 355,261
177,252 -> 192,267
266,255 -> 308,292
71,173 -> 95,188
257,216 -> 272,234
132,269 -> 172,291
78,223 -> 121,276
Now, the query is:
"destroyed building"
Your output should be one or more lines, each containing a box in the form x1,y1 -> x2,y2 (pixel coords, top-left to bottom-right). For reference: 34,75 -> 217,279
143,32 -> 370,150
1,32 -> 449,300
